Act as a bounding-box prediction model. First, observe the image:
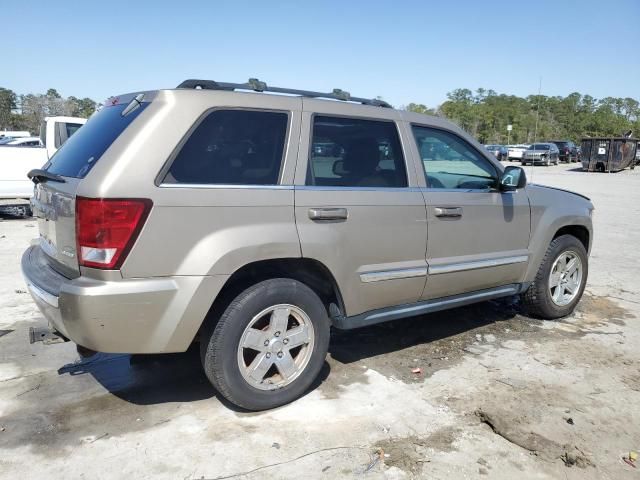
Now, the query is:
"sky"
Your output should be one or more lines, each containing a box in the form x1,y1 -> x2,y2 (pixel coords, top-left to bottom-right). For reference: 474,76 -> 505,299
3,0 -> 639,108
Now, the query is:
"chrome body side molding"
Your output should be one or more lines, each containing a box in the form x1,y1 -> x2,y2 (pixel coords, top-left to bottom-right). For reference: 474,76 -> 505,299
428,255 -> 528,275
360,267 -> 428,283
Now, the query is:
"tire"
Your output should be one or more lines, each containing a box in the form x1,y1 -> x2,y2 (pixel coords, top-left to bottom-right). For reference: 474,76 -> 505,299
521,234 -> 588,319
201,278 -> 330,410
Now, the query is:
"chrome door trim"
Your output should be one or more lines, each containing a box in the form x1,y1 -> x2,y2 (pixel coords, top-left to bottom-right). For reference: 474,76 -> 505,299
428,255 -> 528,275
360,266 -> 428,283
158,183 -> 294,190
295,186 -> 423,192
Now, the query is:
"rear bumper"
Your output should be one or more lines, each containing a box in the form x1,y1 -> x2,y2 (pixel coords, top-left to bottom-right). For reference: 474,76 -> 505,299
22,245 -> 228,353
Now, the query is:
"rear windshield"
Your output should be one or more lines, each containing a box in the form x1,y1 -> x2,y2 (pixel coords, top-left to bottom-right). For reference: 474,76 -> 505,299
530,144 -> 550,150
45,102 -> 148,178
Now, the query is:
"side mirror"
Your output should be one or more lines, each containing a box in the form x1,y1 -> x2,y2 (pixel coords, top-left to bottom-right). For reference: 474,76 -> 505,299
332,160 -> 347,176
500,166 -> 527,191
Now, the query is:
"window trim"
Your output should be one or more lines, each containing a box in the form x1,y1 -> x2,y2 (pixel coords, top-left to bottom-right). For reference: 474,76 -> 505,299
155,107 -> 292,188
410,123 -> 500,191
305,112 -> 410,189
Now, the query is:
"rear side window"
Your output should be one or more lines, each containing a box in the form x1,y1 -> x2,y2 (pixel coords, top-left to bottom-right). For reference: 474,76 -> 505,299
45,103 -> 148,178
306,116 -> 407,188
164,110 -> 288,185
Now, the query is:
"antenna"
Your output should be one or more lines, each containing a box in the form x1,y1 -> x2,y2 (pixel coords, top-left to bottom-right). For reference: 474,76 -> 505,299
530,77 -> 542,182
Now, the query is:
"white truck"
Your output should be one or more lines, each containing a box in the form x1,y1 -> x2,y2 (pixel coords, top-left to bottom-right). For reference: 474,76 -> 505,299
0,116 -> 86,215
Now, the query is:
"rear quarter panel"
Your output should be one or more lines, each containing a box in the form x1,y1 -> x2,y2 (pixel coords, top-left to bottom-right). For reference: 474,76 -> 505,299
76,89 -> 304,278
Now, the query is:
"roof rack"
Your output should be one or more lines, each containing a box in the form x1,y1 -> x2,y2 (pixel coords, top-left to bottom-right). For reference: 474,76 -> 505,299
176,78 -> 392,108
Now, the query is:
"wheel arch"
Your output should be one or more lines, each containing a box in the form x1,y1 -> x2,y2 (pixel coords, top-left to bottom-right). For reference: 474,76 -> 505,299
553,225 -> 590,252
197,257 -> 345,339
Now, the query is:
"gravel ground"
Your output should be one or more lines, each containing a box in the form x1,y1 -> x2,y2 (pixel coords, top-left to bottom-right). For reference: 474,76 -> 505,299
0,162 -> 639,479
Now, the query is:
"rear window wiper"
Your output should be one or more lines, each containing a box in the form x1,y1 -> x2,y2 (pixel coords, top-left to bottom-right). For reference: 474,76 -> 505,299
27,169 -> 66,184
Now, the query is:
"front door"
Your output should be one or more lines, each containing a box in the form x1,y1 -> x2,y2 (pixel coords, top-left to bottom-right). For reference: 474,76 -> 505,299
294,112 -> 428,317
410,125 -> 531,300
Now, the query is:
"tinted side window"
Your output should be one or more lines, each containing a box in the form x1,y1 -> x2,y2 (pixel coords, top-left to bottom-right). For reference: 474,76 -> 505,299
412,126 -> 497,190
306,116 -> 407,188
165,110 -> 288,185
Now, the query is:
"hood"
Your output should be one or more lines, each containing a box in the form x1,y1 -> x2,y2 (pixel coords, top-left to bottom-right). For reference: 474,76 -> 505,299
529,183 -> 591,201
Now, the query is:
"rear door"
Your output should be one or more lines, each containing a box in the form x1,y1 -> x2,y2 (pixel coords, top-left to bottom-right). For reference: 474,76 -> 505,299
294,103 -> 427,317
408,125 -> 531,300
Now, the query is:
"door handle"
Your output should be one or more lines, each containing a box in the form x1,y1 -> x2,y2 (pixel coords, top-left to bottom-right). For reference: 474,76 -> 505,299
434,207 -> 462,218
308,208 -> 348,221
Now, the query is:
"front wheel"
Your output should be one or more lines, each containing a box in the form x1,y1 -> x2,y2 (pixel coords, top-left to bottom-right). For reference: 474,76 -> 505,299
201,278 -> 330,410
521,234 -> 588,319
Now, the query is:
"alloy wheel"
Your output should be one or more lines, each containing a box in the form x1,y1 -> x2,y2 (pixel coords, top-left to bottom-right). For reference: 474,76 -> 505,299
548,251 -> 583,306
237,304 -> 315,390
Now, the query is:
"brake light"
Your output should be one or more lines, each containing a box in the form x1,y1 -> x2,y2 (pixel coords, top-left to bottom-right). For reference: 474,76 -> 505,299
76,197 -> 152,269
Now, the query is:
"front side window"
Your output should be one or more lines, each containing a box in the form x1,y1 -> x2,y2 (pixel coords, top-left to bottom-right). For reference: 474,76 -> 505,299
306,116 -> 407,188
412,126 -> 497,190
164,110 -> 288,185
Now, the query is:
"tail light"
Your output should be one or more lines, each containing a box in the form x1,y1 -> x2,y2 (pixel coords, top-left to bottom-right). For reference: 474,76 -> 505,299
76,197 -> 152,269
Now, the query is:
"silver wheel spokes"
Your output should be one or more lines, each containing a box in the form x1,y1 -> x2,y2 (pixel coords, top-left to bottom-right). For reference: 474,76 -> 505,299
237,304 -> 314,391
549,251 -> 583,306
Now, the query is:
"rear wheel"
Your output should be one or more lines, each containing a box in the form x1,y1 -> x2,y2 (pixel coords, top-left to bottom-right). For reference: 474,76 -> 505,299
201,278 -> 330,410
521,234 -> 588,319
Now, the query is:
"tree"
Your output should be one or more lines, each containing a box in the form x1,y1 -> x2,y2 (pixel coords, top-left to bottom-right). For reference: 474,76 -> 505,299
0,88 -> 17,130
405,103 -> 435,115
408,89 -> 639,143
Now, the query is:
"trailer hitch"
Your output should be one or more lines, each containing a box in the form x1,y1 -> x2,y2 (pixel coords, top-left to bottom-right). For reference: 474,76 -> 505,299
29,326 -> 68,345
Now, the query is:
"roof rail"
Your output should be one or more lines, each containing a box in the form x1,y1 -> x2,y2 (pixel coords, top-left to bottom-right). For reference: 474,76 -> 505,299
176,78 -> 392,108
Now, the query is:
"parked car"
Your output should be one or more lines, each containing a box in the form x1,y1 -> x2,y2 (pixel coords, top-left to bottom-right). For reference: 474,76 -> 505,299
484,144 -> 508,161
0,116 -> 86,204
507,144 -> 529,160
22,79 -> 593,411
521,143 -> 560,166
0,130 -> 30,139
0,136 -> 43,147
550,140 -> 579,163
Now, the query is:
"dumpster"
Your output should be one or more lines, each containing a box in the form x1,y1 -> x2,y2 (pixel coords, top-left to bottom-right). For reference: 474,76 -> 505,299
580,137 -> 638,172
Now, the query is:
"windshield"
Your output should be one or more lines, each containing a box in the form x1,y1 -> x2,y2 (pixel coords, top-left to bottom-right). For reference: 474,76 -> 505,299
529,144 -> 550,150
0,137 -> 15,144
45,102 -> 148,178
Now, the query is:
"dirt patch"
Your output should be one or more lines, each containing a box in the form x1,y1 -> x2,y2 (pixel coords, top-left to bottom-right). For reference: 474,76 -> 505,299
370,427 -> 459,476
622,373 -> 640,392
374,436 -> 429,475
476,409 -> 594,468
328,293 -> 634,387
572,294 -> 634,330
